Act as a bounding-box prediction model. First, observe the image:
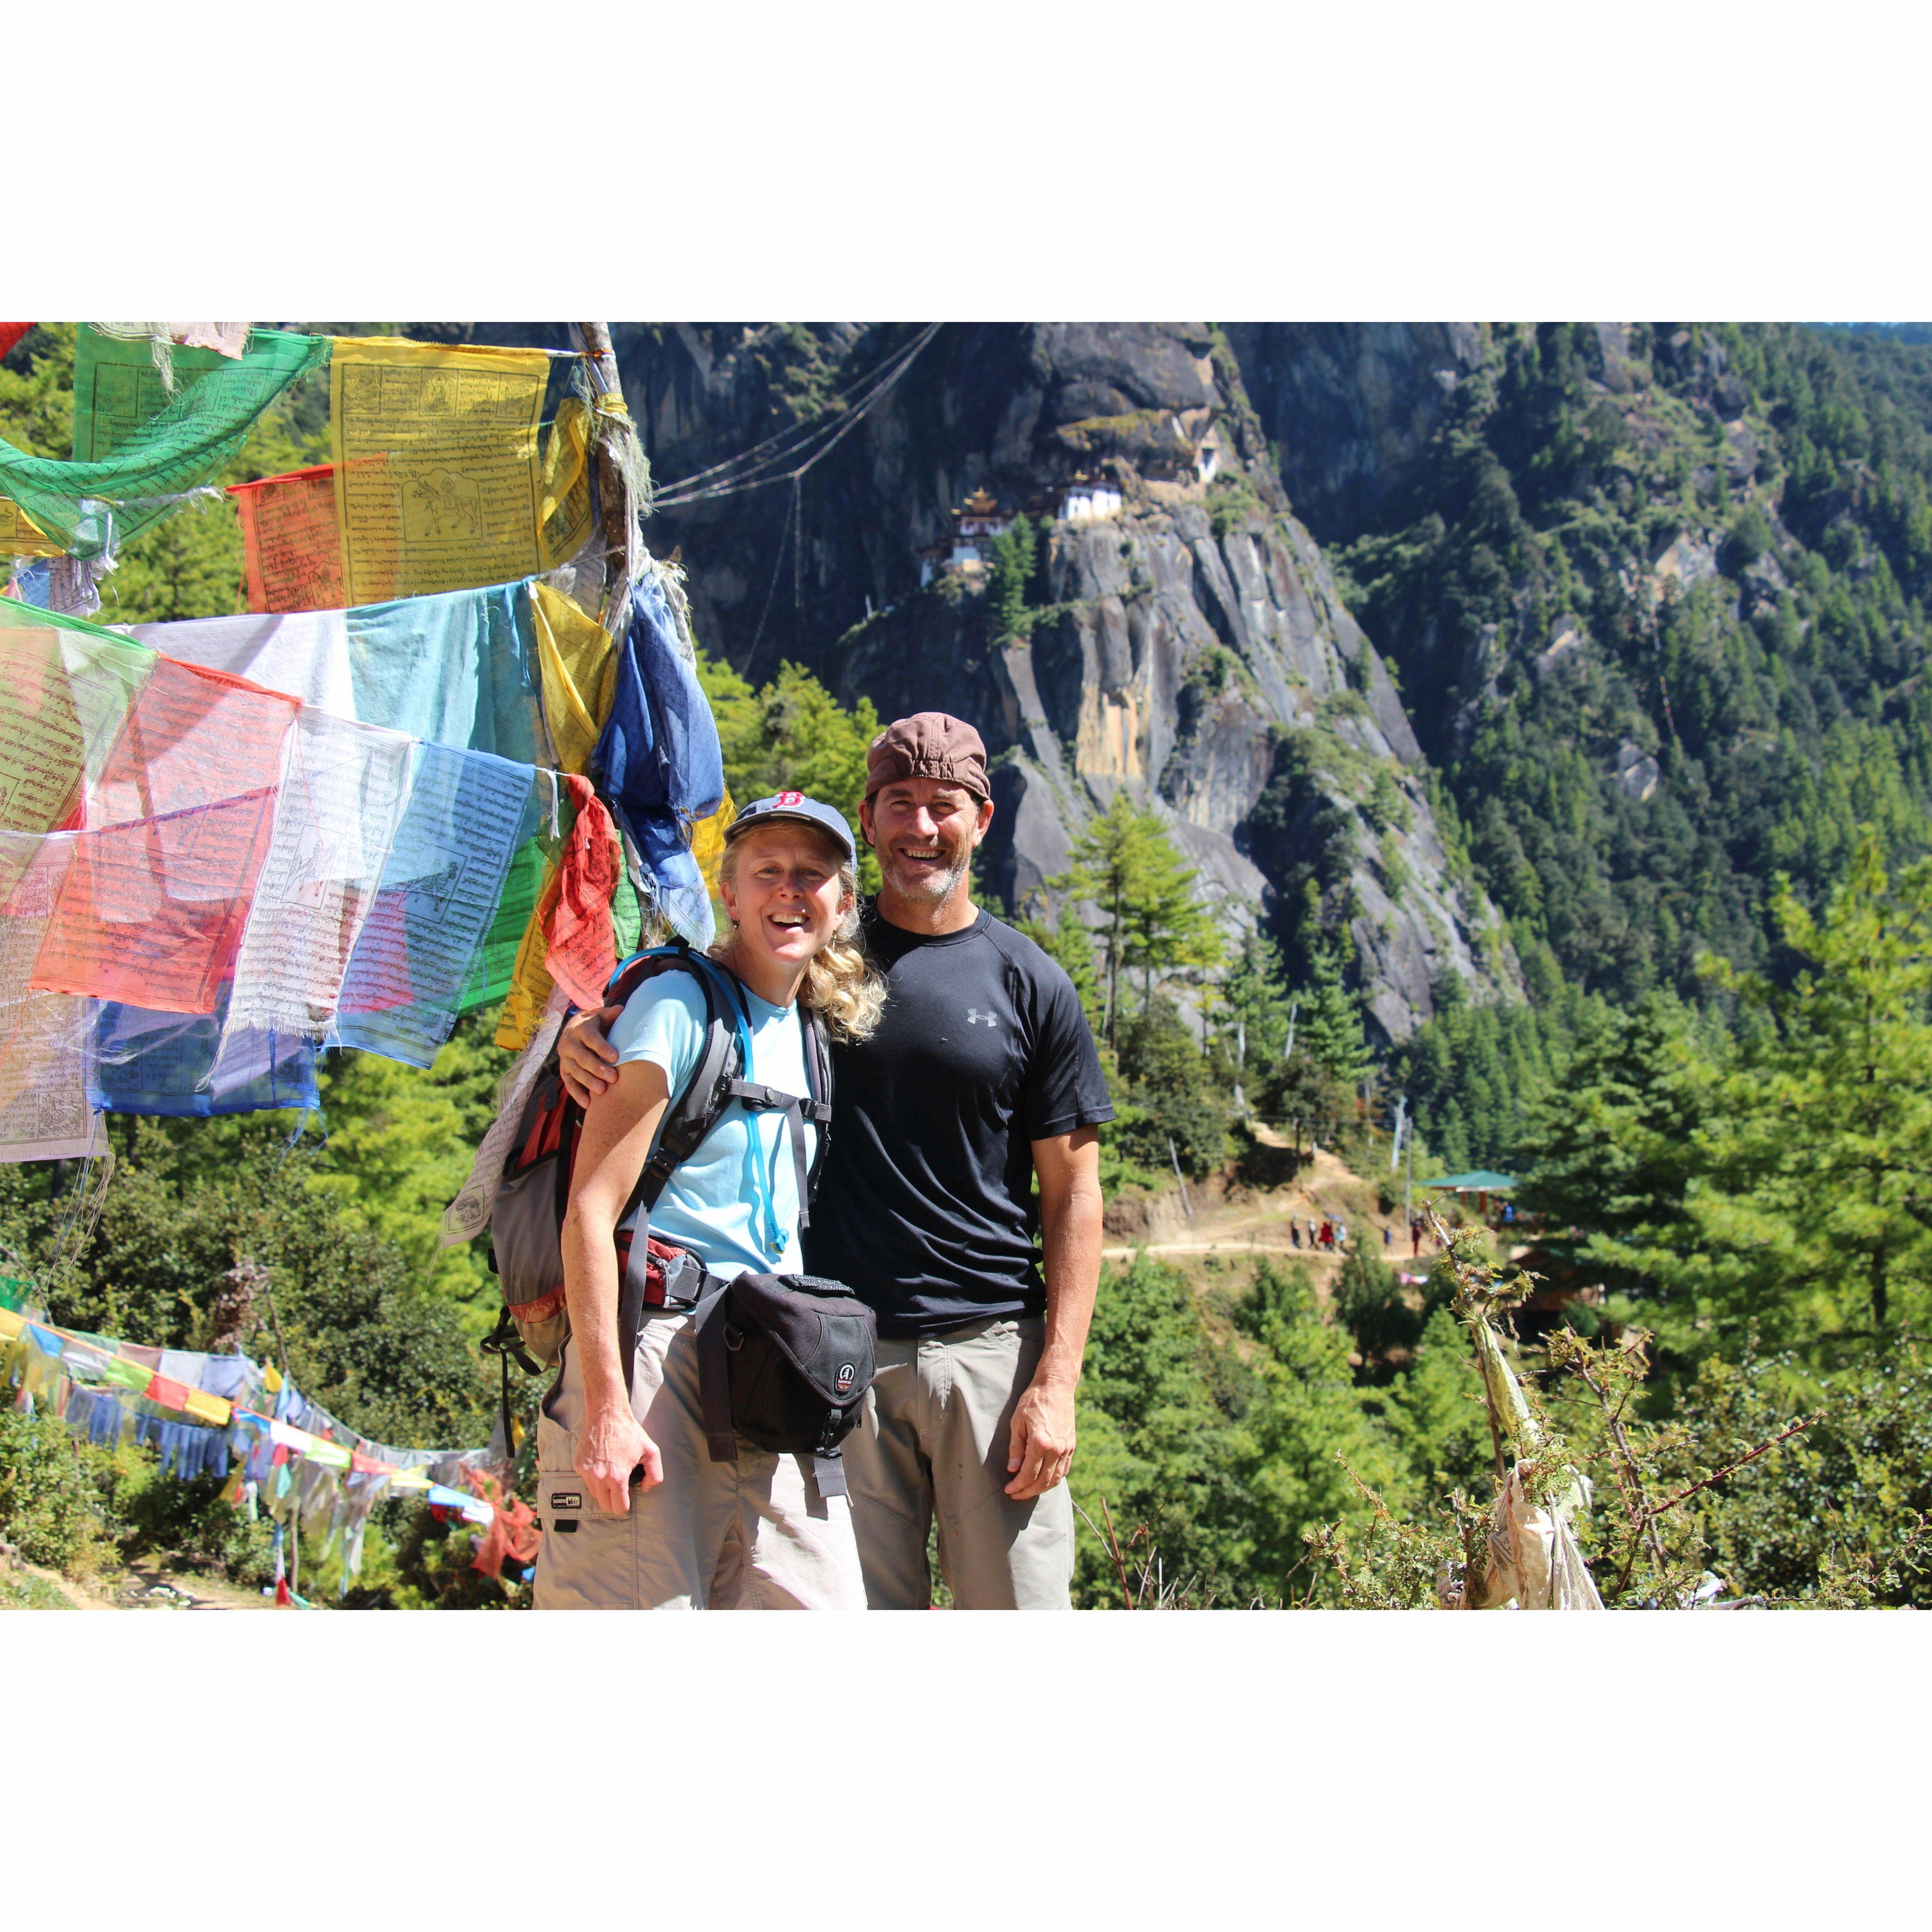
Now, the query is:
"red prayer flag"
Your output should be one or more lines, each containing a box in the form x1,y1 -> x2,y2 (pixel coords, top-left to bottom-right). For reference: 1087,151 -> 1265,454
544,774 -> 620,1010
89,656 -> 300,827
228,464 -> 345,614
146,1372 -> 190,1409
24,788 -> 282,1013
0,325 -> 32,362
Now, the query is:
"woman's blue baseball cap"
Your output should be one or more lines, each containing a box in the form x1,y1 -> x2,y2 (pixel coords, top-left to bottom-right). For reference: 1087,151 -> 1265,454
723,791 -> 857,865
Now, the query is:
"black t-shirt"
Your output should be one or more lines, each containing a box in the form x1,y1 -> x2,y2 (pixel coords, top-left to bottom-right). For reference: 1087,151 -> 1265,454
803,904 -> 1114,1337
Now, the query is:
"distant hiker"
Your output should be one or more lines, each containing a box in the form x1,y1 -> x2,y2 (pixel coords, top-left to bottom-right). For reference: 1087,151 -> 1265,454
1336,1219 -> 1348,1249
1291,1222 -> 1302,1250
1320,1219 -> 1334,1250
1382,1225 -> 1391,1249
1410,1217 -> 1422,1257
562,714 -> 1112,1610
534,793 -> 885,1610
1306,1216 -> 1318,1248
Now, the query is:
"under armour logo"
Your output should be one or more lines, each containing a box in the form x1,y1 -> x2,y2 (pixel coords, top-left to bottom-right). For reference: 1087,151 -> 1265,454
966,1009 -> 998,1027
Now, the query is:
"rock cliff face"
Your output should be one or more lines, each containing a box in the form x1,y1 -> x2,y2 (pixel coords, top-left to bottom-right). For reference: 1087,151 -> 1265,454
1222,323 -> 1488,542
476,321 -> 1520,1040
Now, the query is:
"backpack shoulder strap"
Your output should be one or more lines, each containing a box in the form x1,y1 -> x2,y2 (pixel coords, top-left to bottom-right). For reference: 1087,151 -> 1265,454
798,1003 -> 834,1200
610,942 -> 750,1218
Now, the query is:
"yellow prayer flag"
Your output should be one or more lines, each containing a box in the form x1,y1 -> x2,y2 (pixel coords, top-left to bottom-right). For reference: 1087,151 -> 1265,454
262,1362 -> 283,1394
495,853 -> 563,1051
0,1307 -> 24,1340
537,398 -> 594,569
0,497 -> 63,558
691,791 -> 736,901
328,337 -> 552,604
529,582 -> 617,776
183,1388 -> 233,1427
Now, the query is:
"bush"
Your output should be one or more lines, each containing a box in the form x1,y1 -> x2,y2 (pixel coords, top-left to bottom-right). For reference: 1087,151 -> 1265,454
1114,999 -> 1232,1178
1334,1243 -> 1423,1369
0,1408 -> 115,1577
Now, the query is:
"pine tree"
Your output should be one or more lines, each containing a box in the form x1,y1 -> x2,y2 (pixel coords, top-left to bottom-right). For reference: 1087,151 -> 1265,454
985,513 -> 1037,645
1294,938 -> 1370,1087
1691,832 -> 1932,1340
1053,794 -> 1224,1045
696,652 -> 881,885
1515,992 -> 1713,1295
1221,925 -> 1293,1075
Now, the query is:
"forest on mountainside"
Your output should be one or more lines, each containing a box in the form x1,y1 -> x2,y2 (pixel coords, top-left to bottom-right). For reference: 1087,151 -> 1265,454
5,323 -> 1932,1609
1338,324 -> 1932,1162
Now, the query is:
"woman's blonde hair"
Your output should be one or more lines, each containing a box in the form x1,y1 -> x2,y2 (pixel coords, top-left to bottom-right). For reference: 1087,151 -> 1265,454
711,826 -> 886,1043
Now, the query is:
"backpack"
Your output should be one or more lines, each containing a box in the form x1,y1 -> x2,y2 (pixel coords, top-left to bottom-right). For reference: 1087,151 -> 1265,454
482,939 -> 835,1389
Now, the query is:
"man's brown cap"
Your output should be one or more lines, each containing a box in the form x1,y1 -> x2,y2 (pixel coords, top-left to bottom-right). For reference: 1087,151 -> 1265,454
864,712 -> 990,802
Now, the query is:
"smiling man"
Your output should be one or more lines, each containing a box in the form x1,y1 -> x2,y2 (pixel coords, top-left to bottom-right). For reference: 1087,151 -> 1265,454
560,712 -> 1112,1609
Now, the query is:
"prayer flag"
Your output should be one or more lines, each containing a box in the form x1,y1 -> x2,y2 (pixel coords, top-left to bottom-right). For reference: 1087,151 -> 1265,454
0,328 -> 329,558
328,338 -> 553,604
183,1388 -> 232,1427
529,581 -> 617,776
0,496 -> 61,558
88,655 -> 300,828
228,463 -> 345,613
20,790 -> 281,1014
146,1371 -> 190,1409
224,706 -> 414,1034
330,742 -> 536,1066
0,621 -> 154,835
592,571 -> 724,946
544,775 -> 621,1012
89,996 -> 318,1118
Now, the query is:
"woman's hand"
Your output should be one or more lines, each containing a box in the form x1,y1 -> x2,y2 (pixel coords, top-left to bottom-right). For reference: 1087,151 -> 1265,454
574,1400 -> 662,1513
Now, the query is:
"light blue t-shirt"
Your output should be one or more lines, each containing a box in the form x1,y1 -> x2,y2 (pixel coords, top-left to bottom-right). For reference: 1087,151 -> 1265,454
607,969 -> 814,1277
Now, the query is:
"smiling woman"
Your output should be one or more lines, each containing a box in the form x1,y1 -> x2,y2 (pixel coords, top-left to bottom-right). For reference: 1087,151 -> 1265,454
532,790 -> 886,1611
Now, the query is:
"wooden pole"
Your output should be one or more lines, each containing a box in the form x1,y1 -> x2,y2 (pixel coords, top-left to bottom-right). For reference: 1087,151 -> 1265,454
575,322 -> 633,607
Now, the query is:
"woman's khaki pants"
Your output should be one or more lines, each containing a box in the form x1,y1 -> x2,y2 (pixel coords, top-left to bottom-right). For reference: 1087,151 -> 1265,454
533,1309 -> 866,1611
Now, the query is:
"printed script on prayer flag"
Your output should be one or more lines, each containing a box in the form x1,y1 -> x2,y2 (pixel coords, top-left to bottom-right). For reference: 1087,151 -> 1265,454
24,790 -> 282,1014
329,339 -> 554,605
0,497 -> 63,558
88,656 -> 299,827
225,707 -> 414,1033
332,743 -> 536,1066
70,327 -> 236,462
0,832 -> 97,1157
0,624 -> 150,835
229,464 -> 345,613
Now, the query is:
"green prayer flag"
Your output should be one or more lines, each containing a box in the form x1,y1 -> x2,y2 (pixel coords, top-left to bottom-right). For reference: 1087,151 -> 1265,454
458,835 -> 548,1012
73,330 -> 238,462
0,328 -> 330,559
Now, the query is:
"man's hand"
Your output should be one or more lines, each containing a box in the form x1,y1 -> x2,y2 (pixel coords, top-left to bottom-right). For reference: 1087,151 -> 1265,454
559,1004 -> 622,1107
574,1400 -> 662,1514
1005,1374 -> 1077,1499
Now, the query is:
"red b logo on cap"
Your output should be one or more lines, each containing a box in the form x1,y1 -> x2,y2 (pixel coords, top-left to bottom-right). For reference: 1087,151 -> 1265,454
776,791 -> 804,806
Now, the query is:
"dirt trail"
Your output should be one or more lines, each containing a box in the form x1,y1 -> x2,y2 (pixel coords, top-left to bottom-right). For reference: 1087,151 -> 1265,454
1102,1141 -> 1438,1272
2,1556 -> 270,1611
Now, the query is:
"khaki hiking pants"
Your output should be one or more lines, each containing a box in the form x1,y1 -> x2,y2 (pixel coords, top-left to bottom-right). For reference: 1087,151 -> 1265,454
841,1315 -> 1074,1611
532,1308 -> 865,1611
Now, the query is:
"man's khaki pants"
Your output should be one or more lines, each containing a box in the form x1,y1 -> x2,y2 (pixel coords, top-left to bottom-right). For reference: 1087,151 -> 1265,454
840,1315 -> 1074,1611
533,1310 -> 865,1611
